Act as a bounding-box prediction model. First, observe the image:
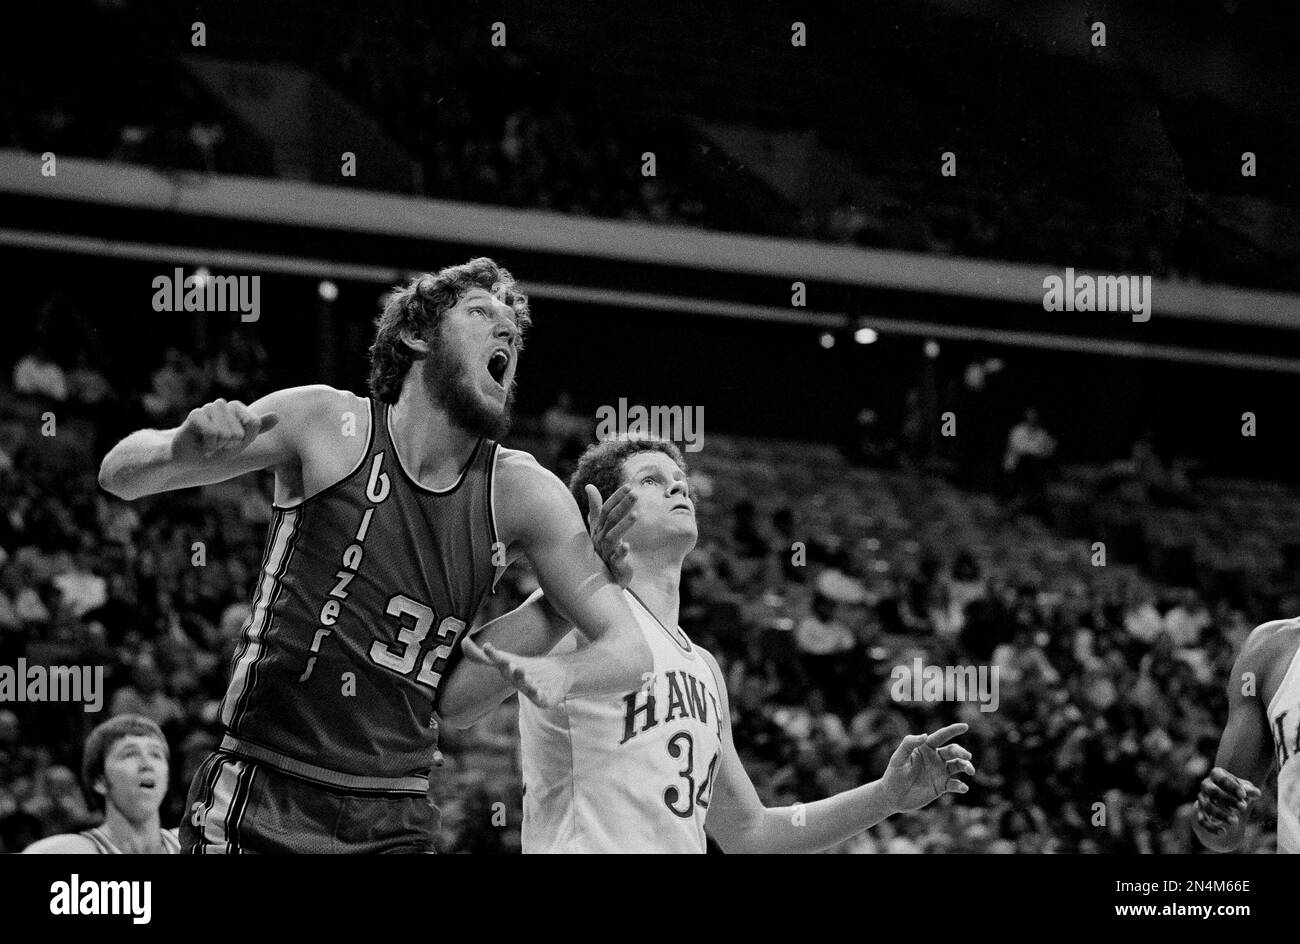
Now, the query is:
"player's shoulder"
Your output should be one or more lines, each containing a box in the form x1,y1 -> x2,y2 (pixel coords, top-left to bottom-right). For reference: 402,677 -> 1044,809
1238,617 -> 1300,666
494,447 -> 568,497
22,832 -> 99,854
693,645 -> 727,696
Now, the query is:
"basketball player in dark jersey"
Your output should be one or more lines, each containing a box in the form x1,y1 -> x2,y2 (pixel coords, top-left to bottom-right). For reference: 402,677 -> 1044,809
1195,617 -> 1300,852
24,715 -> 180,854
98,257 -> 651,853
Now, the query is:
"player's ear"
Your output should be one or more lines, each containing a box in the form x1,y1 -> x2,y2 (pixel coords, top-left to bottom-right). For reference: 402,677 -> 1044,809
93,775 -> 108,799
399,328 -> 431,357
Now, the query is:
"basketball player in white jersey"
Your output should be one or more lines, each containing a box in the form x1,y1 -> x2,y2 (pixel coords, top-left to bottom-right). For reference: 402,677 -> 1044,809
448,438 -> 975,853
24,715 -> 180,854
1195,617 -> 1300,852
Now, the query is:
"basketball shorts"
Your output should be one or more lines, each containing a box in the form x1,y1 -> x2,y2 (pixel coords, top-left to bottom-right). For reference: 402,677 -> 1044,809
179,751 -> 440,854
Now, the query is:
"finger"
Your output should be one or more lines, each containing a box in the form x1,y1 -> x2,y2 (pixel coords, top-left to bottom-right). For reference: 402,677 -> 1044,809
461,637 -> 492,665
480,642 -> 518,672
1209,769 -> 1249,801
602,508 -> 638,546
1202,781 -> 1246,809
593,485 -> 637,539
888,733 -> 928,767
211,399 -> 243,441
585,484 -> 604,529
945,778 -> 970,795
947,758 -> 976,778
924,723 -> 969,748
938,744 -> 972,763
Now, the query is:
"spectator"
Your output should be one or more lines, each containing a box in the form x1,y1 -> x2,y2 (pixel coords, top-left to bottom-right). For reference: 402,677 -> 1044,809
13,343 -> 67,402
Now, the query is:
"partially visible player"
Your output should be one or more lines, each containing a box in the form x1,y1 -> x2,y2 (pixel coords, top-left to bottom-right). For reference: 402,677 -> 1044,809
445,438 -> 976,853
98,257 -> 650,853
1194,617 -> 1299,852
24,715 -> 179,854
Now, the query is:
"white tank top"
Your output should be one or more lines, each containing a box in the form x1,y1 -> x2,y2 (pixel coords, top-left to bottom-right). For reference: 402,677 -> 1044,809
1267,639 -> 1300,854
519,589 -> 724,853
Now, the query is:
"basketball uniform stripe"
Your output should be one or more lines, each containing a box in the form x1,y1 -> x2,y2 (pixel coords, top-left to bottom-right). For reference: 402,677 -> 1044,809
200,757 -> 246,853
221,509 -> 301,728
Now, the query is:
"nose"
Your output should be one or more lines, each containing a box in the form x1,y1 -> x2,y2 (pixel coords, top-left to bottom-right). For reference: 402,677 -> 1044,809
668,479 -> 687,499
491,303 -> 519,344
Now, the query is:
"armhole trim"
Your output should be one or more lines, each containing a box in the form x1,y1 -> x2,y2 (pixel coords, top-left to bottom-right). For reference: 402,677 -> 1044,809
272,395 -> 374,511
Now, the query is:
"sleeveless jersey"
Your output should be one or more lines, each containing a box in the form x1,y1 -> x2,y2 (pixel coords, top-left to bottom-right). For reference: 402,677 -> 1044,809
80,825 -> 180,854
1267,638 -> 1300,853
518,589 -> 724,853
219,399 -> 500,791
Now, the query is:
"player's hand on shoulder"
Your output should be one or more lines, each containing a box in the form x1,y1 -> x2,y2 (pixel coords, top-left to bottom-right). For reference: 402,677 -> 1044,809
881,723 -> 975,813
462,637 -> 574,710
585,483 -> 637,586
1195,767 -> 1260,834
173,397 -> 279,462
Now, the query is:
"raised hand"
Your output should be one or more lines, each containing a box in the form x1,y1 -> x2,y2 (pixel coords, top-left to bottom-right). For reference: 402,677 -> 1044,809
173,398 -> 279,462
1195,767 -> 1261,834
585,483 -> 638,587
881,723 -> 975,813
462,637 -> 575,710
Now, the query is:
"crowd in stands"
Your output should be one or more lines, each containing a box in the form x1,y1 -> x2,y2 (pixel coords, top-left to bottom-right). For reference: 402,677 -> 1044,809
7,2 -> 1290,291
5,321 -> 1296,854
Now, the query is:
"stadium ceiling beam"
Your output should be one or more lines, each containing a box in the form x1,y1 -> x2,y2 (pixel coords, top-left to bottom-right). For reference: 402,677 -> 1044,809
3,150 -> 1300,330
2,225 -> 1299,376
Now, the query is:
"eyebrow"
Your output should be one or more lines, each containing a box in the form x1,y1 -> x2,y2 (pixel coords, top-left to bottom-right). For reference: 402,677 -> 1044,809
630,463 -> 683,480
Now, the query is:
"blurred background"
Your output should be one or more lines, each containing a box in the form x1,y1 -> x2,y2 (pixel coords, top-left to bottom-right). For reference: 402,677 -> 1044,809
2,0 -> 1299,852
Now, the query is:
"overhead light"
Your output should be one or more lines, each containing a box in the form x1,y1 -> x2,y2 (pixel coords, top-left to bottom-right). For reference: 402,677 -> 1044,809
819,331 -> 836,349
924,339 -> 940,359
318,280 -> 339,302
854,327 -> 878,345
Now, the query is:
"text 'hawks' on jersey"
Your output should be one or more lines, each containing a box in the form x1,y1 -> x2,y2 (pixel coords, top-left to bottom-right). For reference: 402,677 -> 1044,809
219,399 -> 501,791
518,589 -> 723,853
1268,642 -> 1300,853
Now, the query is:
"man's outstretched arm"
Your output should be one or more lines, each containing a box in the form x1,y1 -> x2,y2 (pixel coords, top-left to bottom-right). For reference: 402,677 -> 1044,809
699,650 -> 974,854
97,386 -> 336,499
464,451 -> 651,709
437,590 -> 571,728
1194,622 -> 1278,852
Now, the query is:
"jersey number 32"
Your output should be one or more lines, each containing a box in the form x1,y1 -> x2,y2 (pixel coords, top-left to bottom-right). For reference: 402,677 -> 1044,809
369,594 -> 467,690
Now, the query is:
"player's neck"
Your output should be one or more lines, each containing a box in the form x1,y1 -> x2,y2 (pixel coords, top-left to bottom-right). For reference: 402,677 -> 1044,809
627,565 -> 682,631
102,806 -> 165,854
389,385 -> 480,486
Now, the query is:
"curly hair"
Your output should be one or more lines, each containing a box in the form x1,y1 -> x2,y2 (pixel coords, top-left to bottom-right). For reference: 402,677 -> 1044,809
568,437 -> 687,531
80,714 -> 168,811
368,257 -> 532,404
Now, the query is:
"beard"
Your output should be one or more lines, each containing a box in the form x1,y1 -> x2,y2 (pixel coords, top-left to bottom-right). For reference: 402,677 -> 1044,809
420,340 -> 514,440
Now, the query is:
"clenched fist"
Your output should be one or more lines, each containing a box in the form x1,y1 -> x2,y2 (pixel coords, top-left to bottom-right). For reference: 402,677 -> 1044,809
172,398 -> 279,462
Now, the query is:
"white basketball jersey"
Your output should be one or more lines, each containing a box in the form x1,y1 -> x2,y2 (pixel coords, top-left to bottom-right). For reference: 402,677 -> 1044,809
1267,640 -> 1300,854
519,589 -> 724,854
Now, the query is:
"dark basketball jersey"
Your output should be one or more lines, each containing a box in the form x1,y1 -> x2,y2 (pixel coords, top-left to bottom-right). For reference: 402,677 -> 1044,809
218,398 -> 500,791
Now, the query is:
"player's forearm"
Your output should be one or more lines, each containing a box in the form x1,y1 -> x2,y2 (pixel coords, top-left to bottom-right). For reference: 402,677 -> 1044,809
729,779 -> 898,854
440,595 -> 573,728
98,428 -> 182,500
558,619 -> 652,698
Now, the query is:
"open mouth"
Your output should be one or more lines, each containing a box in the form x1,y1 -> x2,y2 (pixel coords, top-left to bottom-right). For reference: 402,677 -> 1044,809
487,350 -> 509,386
138,779 -> 157,790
